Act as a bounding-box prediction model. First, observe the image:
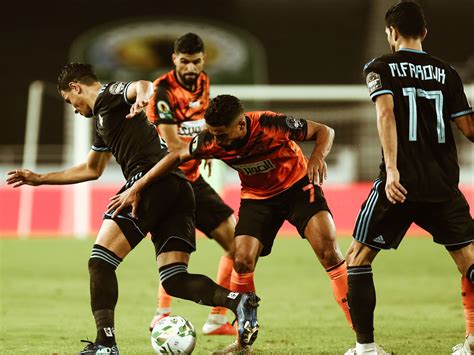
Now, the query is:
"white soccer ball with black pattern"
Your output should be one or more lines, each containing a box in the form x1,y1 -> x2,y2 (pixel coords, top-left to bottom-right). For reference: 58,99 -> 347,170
150,315 -> 196,354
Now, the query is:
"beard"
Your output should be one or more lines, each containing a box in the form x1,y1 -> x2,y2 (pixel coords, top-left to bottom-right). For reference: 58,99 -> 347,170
181,73 -> 198,86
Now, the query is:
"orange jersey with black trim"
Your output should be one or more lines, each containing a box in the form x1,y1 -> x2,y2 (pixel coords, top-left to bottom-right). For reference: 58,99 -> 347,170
147,70 -> 210,181
190,111 -> 309,199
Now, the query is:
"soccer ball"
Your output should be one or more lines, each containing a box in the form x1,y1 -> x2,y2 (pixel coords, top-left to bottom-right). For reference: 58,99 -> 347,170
150,315 -> 196,354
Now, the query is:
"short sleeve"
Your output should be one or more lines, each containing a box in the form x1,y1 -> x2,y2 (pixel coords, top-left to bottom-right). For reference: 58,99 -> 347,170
91,130 -> 111,152
258,112 -> 308,141
363,58 -> 394,102
149,85 -> 177,125
446,66 -> 474,120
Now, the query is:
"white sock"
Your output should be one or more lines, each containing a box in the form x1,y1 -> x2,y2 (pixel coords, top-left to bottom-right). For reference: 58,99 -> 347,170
355,342 -> 376,354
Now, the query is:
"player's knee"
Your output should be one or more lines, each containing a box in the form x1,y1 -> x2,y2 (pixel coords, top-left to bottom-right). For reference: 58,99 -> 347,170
159,262 -> 188,297
88,244 -> 122,272
233,253 -> 255,273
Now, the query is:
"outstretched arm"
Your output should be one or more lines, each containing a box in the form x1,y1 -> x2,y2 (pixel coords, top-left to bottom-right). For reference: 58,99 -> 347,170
6,150 -> 111,187
107,145 -> 194,217
304,120 -> 335,185
375,94 -> 407,204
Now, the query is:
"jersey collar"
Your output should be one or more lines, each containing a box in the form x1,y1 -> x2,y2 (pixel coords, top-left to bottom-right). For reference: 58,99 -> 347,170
399,47 -> 426,54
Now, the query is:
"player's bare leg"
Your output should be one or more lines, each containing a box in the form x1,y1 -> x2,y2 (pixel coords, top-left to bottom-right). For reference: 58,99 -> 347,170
449,243 -> 474,354
203,215 -> 237,335
304,211 -> 352,328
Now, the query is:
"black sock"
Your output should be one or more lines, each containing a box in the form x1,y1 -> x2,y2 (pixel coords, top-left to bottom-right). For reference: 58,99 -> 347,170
348,265 -> 375,344
159,262 -> 240,313
89,245 -> 122,346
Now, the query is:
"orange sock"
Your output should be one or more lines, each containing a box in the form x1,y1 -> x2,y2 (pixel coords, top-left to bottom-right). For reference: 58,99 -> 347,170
326,260 -> 352,328
461,276 -> 474,336
210,255 -> 234,316
157,283 -> 172,314
230,269 -> 255,293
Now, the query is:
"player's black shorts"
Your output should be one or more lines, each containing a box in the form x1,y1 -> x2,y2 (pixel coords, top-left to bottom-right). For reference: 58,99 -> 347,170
104,172 -> 196,257
353,178 -> 474,250
191,175 -> 234,238
234,176 -> 331,257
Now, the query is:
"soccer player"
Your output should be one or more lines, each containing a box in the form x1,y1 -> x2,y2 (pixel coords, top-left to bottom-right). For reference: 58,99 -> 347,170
343,2 -> 474,354
6,64 -> 260,354
147,32 -> 237,336
108,94 -> 353,353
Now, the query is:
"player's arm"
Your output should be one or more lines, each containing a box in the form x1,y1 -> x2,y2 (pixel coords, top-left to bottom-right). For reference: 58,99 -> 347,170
375,94 -> 407,204
454,113 -> 474,142
107,145 -> 194,217
125,80 -> 154,119
6,150 -> 112,187
304,121 -> 335,185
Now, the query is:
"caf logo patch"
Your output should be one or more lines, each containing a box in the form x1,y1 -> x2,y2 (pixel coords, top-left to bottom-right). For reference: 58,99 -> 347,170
109,82 -> 127,95
286,116 -> 304,129
157,100 -> 171,113
366,72 -> 382,94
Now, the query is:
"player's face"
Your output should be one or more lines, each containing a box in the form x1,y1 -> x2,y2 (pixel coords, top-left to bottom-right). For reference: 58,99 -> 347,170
207,114 -> 246,149
173,52 -> 205,87
61,83 -> 93,117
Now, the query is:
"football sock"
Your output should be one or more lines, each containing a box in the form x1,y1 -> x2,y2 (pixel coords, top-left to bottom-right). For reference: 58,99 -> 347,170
230,269 -> 255,293
157,283 -> 172,314
326,260 -> 352,328
461,276 -> 474,336
159,262 -> 241,312
89,245 -> 122,346
347,265 -> 375,344
210,255 -> 234,316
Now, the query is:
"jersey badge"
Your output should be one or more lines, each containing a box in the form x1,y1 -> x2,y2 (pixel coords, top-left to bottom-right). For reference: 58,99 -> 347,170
366,72 -> 382,94
108,82 -> 127,95
157,100 -> 173,120
286,116 -> 304,129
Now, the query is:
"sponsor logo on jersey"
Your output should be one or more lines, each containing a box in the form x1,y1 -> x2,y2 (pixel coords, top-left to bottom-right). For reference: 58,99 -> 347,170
98,114 -> 104,127
366,72 -> 382,94
232,159 -> 275,175
109,82 -> 127,95
178,118 -> 206,137
286,116 -> 304,129
190,135 -> 200,155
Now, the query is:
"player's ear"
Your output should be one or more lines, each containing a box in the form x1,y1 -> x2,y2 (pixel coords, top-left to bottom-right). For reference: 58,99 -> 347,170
68,82 -> 80,93
172,53 -> 177,64
421,27 -> 428,41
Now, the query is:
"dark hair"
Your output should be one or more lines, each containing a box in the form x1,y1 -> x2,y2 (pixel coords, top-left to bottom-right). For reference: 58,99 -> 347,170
204,95 -> 244,127
57,63 -> 99,93
174,32 -> 205,54
385,1 -> 426,38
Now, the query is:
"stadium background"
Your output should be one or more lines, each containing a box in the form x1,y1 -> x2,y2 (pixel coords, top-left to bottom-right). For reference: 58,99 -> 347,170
1,0 -> 472,237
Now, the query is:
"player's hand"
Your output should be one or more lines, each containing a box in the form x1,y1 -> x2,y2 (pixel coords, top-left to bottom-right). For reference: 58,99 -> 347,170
6,169 -> 41,187
385,168 -> 407,204
307,153 -> 327,185
203,159 -> 212,177
126,99 -> 149,119
107,187 -> 141,218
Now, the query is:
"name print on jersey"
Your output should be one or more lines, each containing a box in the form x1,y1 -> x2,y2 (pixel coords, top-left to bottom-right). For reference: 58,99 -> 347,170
232,159 -> 276,175
388,62 -> 446,84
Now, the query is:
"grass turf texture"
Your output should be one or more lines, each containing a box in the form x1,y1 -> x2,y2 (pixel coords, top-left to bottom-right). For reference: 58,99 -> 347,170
0,236 -> 465,354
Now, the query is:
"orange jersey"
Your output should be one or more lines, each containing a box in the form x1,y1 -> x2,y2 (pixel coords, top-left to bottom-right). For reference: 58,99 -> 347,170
190,111 -> 309,199
147,70 -> 210,182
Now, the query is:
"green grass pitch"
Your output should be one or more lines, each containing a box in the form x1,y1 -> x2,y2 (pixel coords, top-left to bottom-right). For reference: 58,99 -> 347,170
0,236 -> 466,354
